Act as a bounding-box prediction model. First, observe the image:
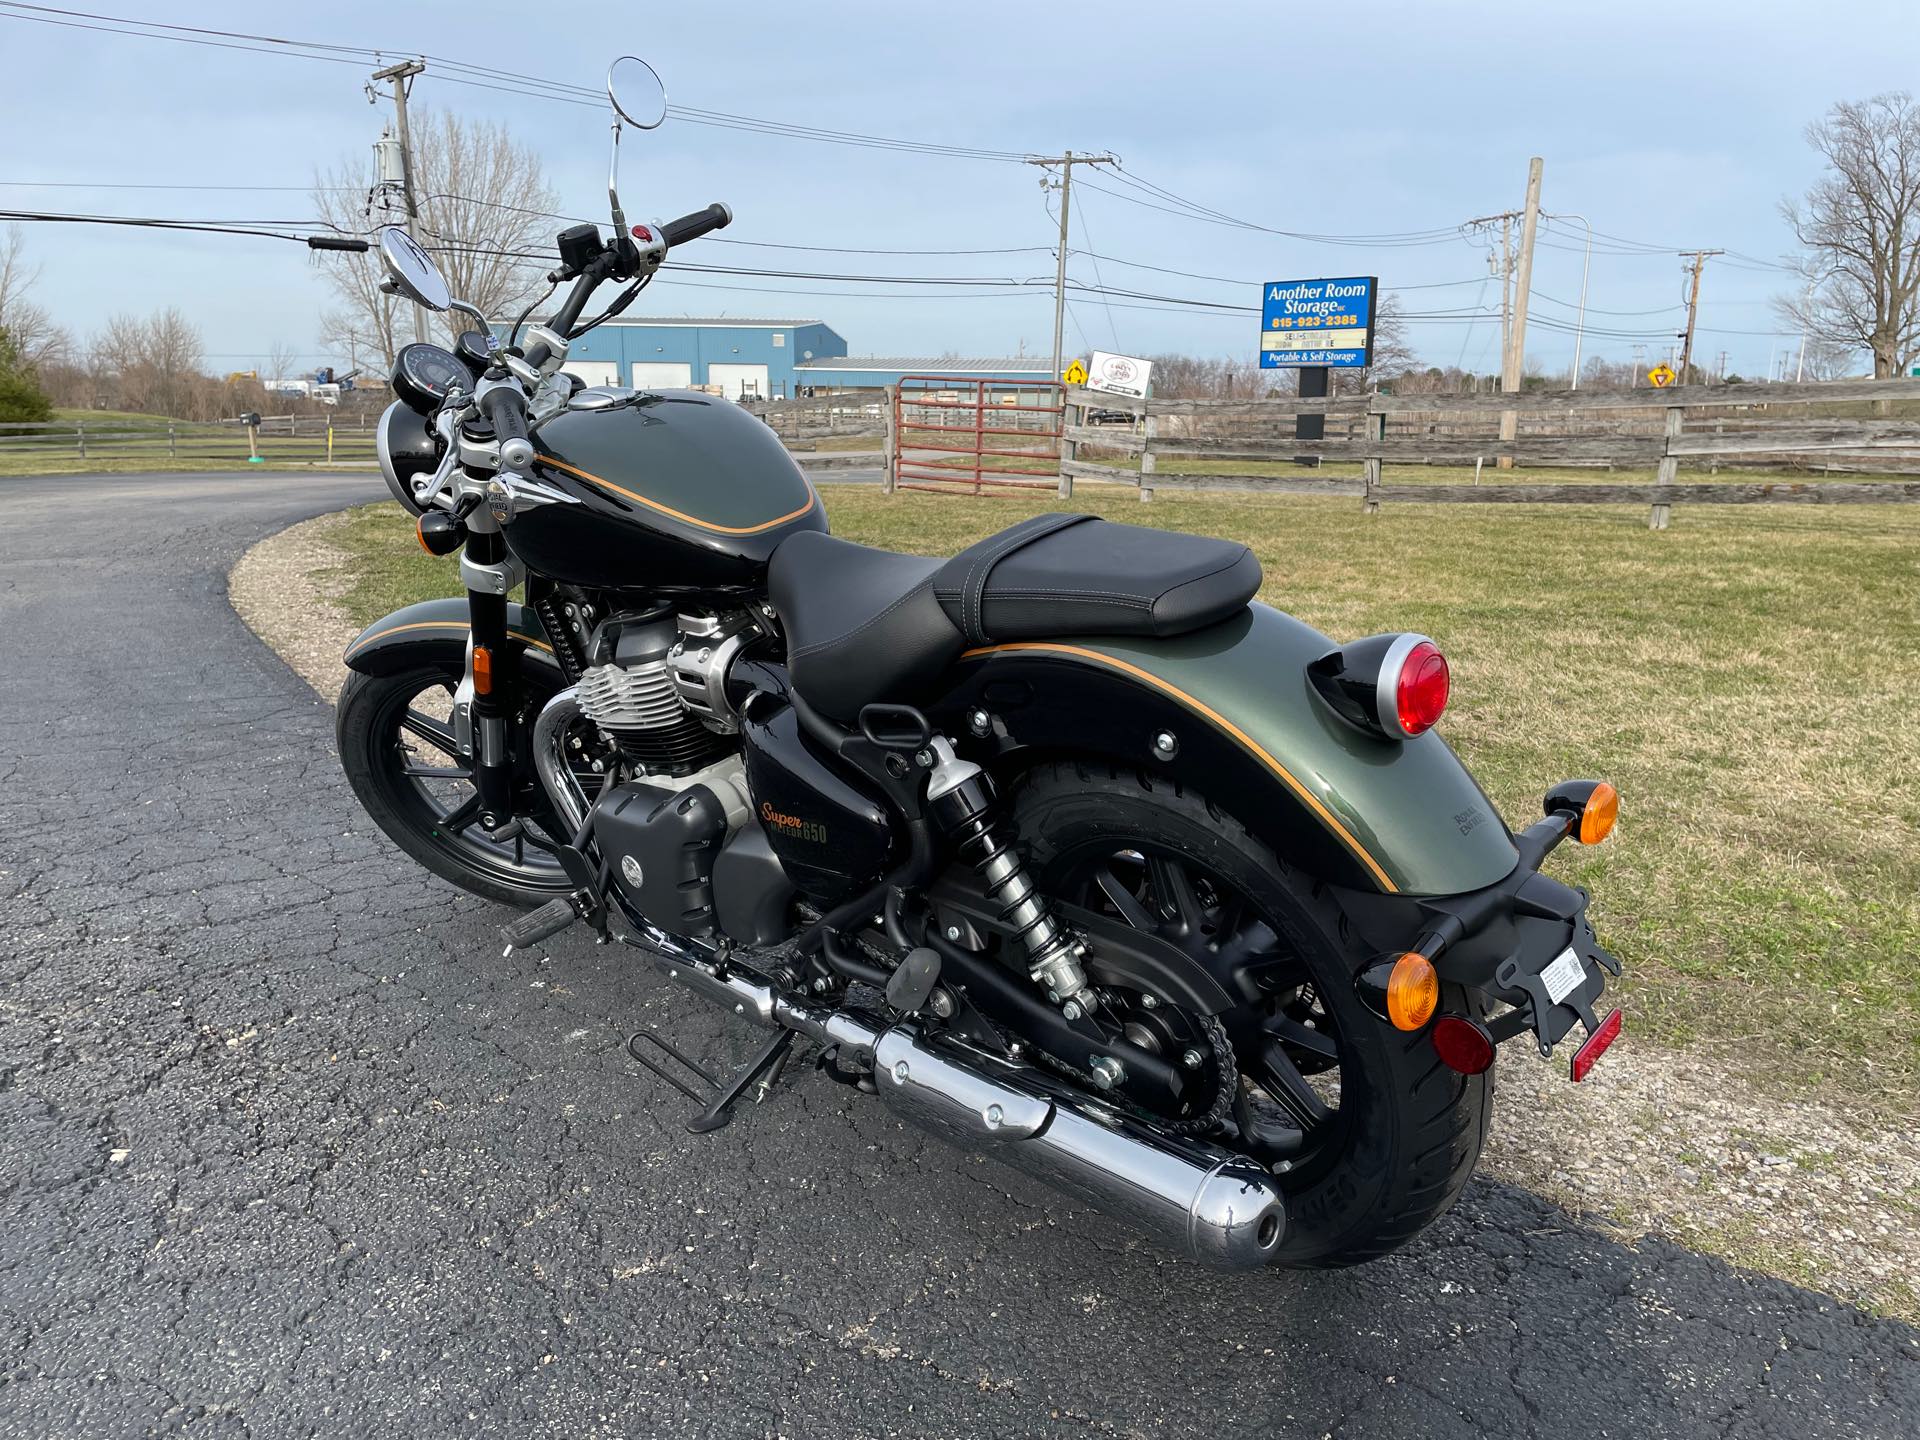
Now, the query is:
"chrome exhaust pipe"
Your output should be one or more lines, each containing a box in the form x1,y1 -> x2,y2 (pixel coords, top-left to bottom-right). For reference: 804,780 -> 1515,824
868,1024 -> 1286,1269
533,687 -> 590,836
631,940 -> 1286,1268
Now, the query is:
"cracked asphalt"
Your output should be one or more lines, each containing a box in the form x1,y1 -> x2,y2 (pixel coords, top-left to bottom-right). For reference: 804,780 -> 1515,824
2,470 -> 1917,1439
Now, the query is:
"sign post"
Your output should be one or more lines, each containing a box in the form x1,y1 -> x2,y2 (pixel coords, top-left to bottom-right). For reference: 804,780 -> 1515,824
1260,276 -> 1377,465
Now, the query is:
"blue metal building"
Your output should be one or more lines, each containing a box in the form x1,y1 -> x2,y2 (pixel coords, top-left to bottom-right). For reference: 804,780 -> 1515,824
545,315 -> 1055,398
554,317 -> 848,399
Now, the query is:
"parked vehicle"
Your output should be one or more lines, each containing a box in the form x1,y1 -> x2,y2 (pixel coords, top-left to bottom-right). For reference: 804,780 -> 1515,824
342,57 -> 1624,1271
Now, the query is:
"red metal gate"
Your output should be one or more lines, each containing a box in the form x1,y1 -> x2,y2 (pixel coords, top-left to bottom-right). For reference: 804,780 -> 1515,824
890,375 -> 1064,495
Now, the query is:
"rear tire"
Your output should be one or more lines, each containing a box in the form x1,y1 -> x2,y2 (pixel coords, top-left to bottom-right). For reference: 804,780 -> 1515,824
1010,759 -> 1491,1268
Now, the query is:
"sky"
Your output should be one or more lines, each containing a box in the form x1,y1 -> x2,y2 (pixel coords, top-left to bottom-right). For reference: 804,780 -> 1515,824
3,0 -> 1918,381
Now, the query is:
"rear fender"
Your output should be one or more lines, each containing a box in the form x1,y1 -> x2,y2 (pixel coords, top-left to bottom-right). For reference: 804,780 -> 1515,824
342,597 -> 565,684
925,602 -> 1519,898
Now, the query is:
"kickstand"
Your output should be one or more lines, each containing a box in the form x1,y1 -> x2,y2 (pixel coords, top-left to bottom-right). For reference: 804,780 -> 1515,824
626,1028 -> 797,1134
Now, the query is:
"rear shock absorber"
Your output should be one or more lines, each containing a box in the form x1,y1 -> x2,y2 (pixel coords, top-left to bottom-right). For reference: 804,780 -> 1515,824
924,738 -> 1097,1014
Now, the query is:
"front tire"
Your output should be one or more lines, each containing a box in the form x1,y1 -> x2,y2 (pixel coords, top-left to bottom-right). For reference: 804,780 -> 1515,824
1010,760 -> 1491,1268
337,661 -> 574,908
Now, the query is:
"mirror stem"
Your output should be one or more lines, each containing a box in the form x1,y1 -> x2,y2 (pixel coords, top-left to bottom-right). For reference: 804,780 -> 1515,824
608,120 -> 628,237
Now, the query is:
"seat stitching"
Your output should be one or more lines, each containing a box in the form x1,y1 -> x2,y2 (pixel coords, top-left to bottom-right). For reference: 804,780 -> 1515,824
960,519 -> 1050,643
789,576 -> 939,659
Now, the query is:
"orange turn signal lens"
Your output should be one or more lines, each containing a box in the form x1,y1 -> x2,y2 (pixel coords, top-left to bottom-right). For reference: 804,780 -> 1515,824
471,645 -> 493,696
1385,952 -> 1439,1031
1577,782 -> 1618,846
415,516 -> 433,554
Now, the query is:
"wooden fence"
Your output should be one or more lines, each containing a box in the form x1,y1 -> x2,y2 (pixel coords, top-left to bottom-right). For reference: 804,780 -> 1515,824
0,413 -> 381,469
1053,377 -> 1920,527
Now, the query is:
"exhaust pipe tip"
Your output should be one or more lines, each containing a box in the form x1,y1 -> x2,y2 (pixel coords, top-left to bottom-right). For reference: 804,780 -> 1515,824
1191,1158 -> 1287,1266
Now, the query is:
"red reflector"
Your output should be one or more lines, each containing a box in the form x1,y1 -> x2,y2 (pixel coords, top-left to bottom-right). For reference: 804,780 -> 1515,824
1431,1015 -> 1495,1075
1394,640 -> 1450,736
1570,1007 -> 1623,1082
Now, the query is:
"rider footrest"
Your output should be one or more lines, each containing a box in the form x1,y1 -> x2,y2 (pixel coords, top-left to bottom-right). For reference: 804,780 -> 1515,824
500,896 -> 580,956
626,1027 -> 797,1133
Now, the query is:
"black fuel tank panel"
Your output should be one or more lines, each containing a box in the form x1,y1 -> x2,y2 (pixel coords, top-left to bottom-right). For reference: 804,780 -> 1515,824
509,390 -> 828,591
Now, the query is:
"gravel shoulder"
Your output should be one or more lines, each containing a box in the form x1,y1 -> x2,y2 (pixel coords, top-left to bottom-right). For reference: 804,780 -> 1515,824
231,511 -> 1920,1325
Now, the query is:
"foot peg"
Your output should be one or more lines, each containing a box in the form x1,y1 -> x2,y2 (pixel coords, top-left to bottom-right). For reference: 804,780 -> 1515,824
500,896 -> 579,956
626,1028 -> 796,1133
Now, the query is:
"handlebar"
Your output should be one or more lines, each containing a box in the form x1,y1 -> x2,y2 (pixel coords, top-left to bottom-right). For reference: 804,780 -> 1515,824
478,382 -> 535,471
659,202 -> 733,248
306,235 -> 370,252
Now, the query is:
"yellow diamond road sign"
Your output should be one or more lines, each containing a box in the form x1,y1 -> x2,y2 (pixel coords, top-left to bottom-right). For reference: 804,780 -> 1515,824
1063,359 -> 1088,385
1648,364 -> 1676,388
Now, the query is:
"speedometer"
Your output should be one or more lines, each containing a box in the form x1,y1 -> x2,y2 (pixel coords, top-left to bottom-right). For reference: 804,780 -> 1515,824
392,342 -> 470,412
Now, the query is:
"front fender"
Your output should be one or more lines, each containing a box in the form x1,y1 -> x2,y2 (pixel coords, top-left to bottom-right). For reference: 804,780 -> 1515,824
342,597 -> 565,683
928,602 -> 1519,897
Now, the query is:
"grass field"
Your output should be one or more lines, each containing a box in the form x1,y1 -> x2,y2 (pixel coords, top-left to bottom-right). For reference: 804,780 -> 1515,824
327,488 -> 1920,1111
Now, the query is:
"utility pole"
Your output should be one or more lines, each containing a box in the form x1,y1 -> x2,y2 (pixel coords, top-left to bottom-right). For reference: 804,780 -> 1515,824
372,58 -> 429,345
1496,158 -> 1544,467
1026,151 -> 1116,390
1676,249 -> 1722,385
1631,342 -> 1646,387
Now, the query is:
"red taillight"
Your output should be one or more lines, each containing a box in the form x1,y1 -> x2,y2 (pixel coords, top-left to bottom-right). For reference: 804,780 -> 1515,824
1394,640 -> 1450,736
1570,1007 -> 1623,1082
1430,1015 -> 1495,1074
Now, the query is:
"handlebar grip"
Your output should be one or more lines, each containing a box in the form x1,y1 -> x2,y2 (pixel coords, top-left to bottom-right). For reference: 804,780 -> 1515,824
479,384 -> 534,470
306,235 -> 371,252
660,202 -> 733,249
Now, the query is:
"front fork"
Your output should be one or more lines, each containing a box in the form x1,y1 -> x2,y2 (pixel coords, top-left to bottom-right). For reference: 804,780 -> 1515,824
462,518 -> 521,831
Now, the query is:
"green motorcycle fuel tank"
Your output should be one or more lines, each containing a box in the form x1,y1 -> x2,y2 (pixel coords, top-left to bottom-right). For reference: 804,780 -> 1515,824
509,389 -> 827,592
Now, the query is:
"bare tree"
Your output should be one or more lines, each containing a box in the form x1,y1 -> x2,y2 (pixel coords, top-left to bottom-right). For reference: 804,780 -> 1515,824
310,109 -> 559,367
0,225 -> 68,367
1780,93 -> 1920,377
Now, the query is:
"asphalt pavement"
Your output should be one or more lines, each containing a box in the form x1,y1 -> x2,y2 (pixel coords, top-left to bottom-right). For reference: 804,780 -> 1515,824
2,470 -> 1916,1439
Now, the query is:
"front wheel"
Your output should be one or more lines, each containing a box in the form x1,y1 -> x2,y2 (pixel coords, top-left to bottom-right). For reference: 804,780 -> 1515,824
337,661 -> 575,907
1010,760 -> 1491,1268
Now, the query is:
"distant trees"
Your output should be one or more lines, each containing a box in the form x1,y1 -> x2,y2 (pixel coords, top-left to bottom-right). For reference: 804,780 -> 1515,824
310,109 -> 559,368
0,327 -> 52,423
1779,92 -> 1920,378
0,225 -> 67,370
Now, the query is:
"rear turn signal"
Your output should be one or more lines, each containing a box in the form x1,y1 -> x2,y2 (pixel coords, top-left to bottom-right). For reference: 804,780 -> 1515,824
1578,782 -> 1619,845
1385,952 -> 1439,1031
1544,778 -> 1619,845
1431,1015 -> 1495,1075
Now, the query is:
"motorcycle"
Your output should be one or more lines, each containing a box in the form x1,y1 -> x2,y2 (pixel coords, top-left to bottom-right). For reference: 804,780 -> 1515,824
340,56 -> 1625,1270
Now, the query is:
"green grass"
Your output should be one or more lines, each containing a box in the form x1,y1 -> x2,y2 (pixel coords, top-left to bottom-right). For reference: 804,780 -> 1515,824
325,487 -> 1920,1112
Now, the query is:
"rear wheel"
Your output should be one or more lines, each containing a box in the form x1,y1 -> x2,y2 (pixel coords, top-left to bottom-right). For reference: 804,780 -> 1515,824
1010,760 -> 1491,1268
337,661 -> 575,907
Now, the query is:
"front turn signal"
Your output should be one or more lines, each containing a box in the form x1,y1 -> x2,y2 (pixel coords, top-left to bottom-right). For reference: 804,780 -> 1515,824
1385,952 -> 1439,1031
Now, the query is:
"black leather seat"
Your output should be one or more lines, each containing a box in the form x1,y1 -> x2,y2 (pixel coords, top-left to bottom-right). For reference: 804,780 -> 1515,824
768,514 -> 1261,724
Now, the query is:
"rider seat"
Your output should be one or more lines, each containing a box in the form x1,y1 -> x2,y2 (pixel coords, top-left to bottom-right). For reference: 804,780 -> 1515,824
768,513 -> 1261,724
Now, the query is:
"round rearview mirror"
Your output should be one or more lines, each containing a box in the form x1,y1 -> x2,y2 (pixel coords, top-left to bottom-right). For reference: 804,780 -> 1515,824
607,56 -> 667,129
378,226 -> 451,311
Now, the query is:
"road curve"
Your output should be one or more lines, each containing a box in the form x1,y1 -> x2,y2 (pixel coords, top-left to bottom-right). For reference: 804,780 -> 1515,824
1,471 -> 1915,1439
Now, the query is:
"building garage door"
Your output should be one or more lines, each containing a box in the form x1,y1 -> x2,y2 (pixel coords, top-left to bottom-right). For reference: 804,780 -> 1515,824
561,361 -> 619,387
707,363 -> 770,400
631,361 -> 693,390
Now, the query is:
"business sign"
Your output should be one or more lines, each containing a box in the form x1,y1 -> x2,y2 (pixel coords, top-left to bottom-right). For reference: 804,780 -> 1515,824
1260,275 -> 1376,369
1086,351 -> 1153,399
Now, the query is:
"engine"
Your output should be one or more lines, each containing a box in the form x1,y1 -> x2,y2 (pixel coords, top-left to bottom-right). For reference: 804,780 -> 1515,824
577,607 -> 757,776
